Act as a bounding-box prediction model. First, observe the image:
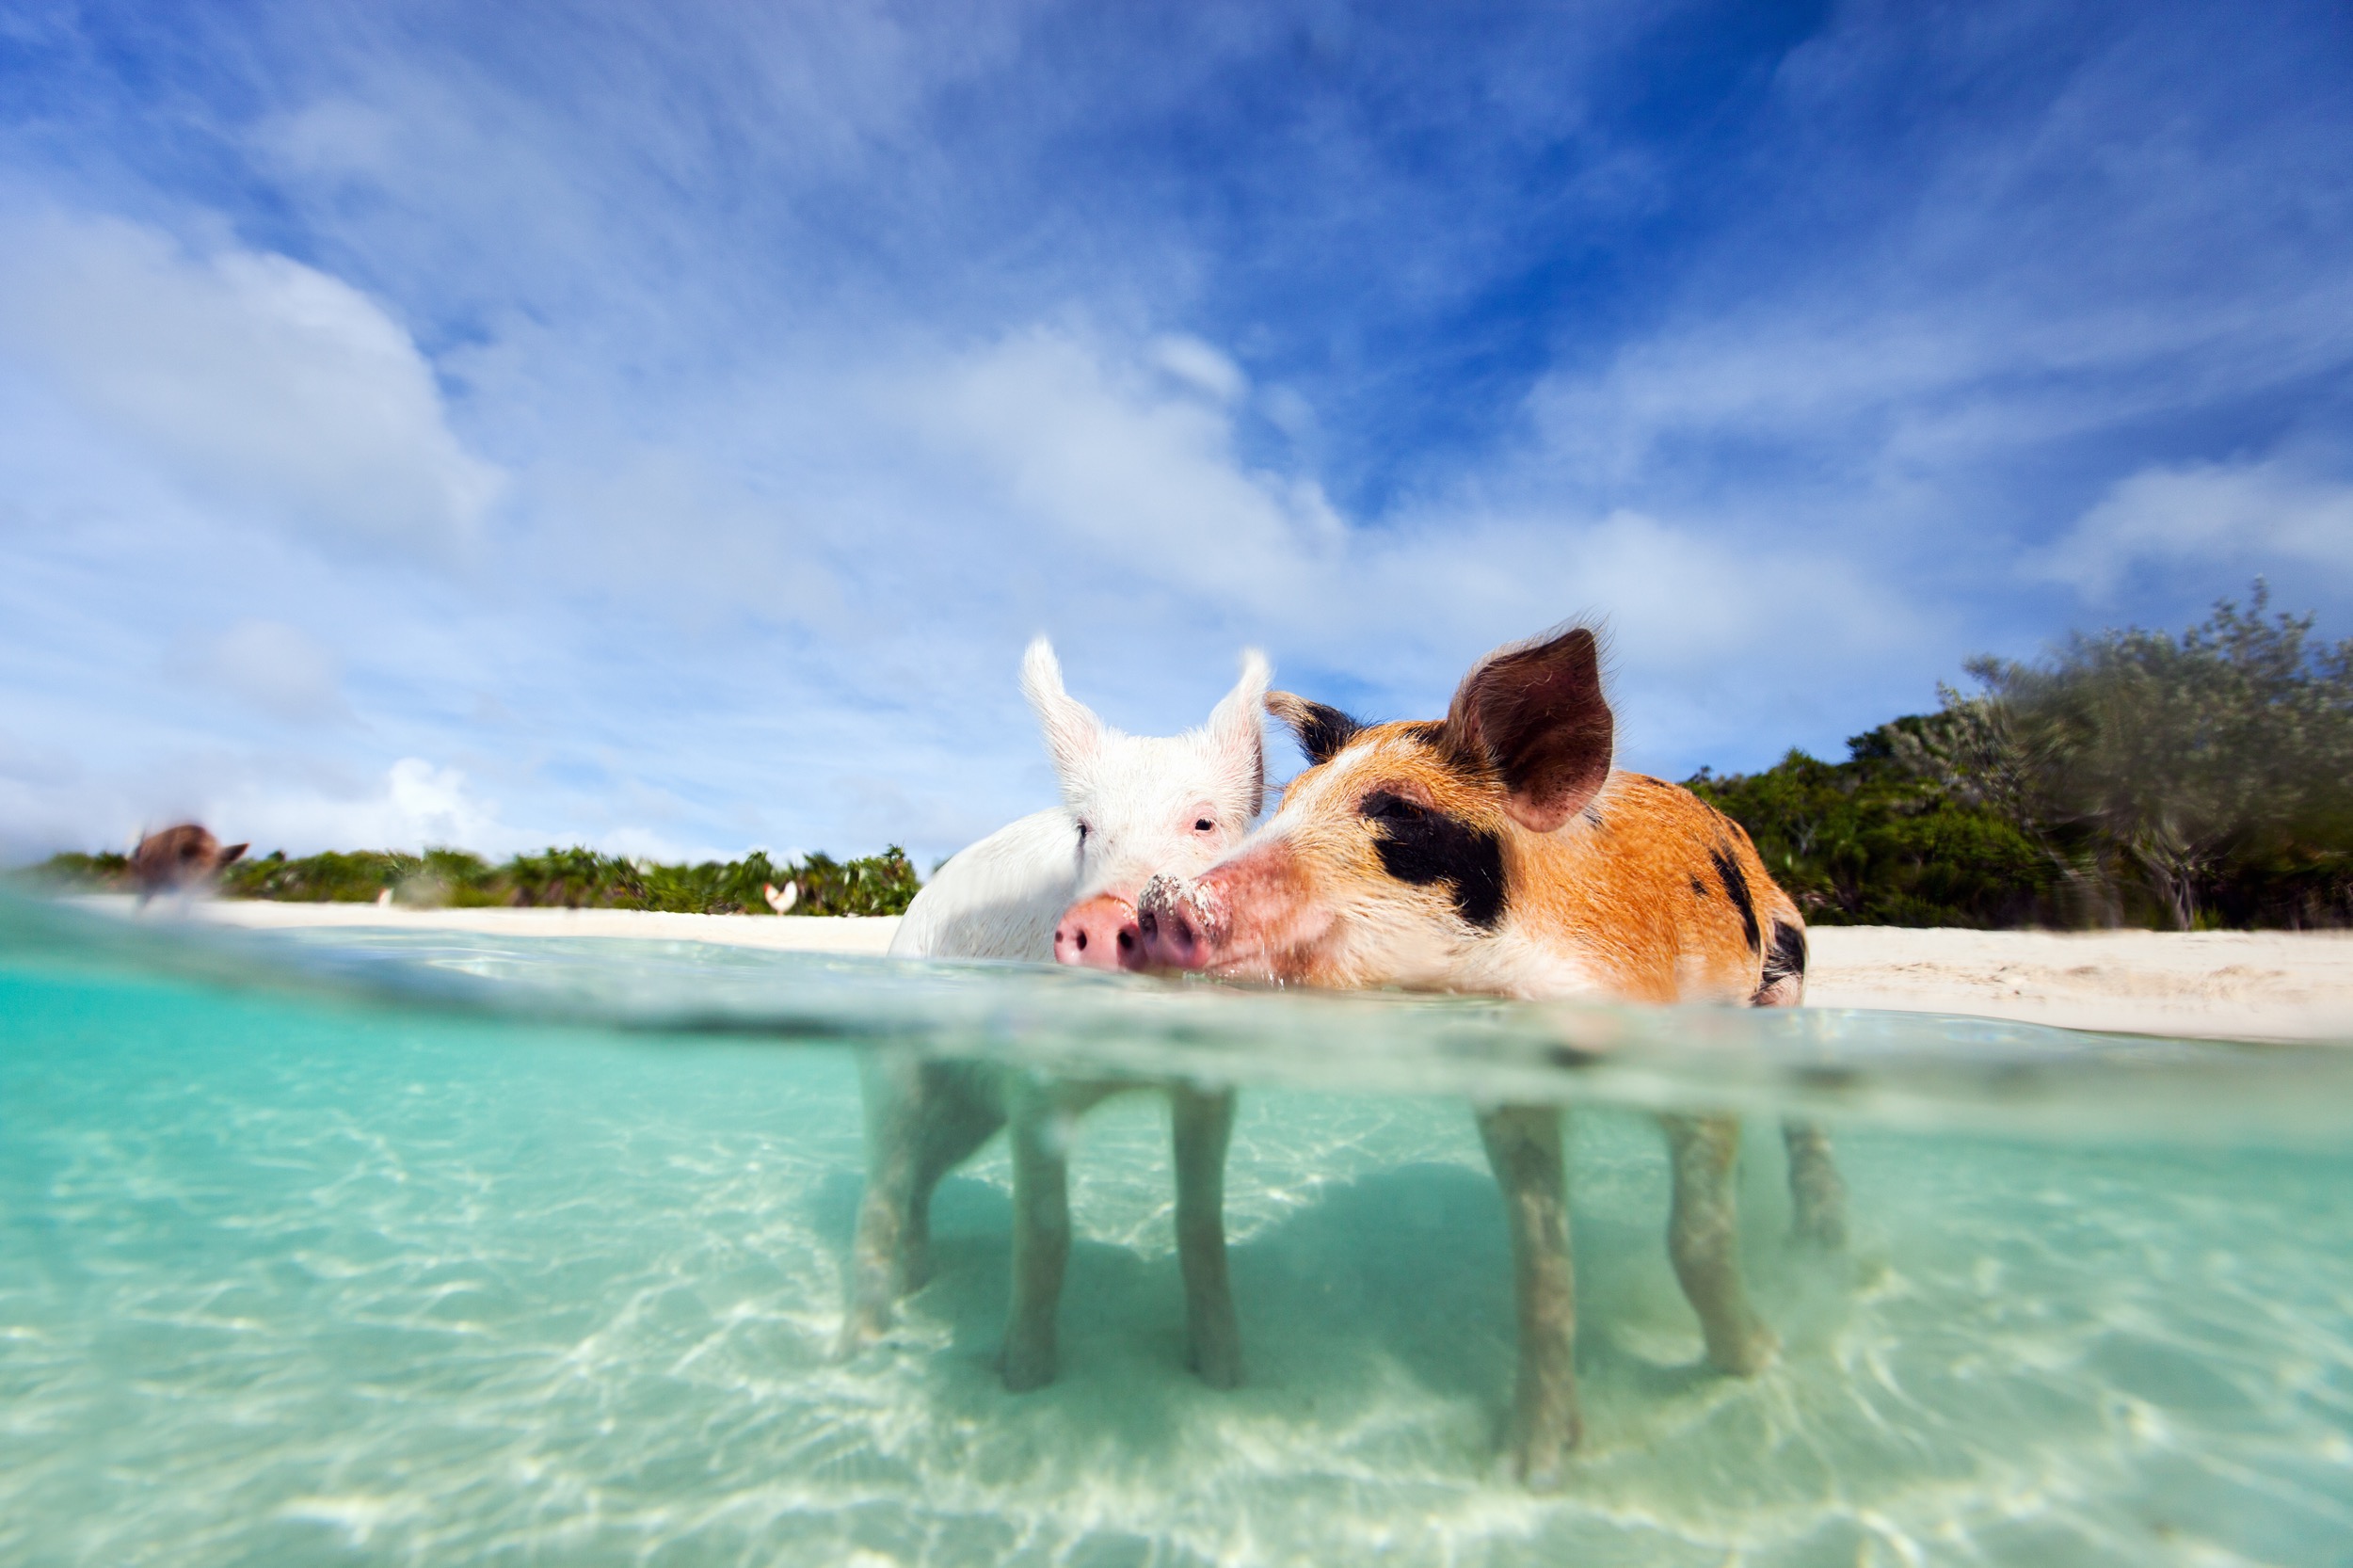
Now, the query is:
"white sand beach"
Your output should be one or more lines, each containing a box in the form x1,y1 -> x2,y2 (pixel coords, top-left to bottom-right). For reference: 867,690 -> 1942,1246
102,895 -> 907,954
1802,925 -> 2353,1043
85,897 -> 2353,1043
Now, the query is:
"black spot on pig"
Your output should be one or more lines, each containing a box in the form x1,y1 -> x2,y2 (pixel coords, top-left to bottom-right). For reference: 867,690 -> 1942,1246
1361,790 -> 1507,928
1709,846 -> 1760,952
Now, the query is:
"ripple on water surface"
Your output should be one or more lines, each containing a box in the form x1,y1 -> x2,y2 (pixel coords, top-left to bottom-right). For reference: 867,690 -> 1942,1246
1,907 -> 2349,1565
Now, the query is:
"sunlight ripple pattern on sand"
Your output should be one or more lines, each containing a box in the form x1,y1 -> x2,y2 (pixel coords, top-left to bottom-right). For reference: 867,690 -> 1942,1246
2,904 -> 2349,1565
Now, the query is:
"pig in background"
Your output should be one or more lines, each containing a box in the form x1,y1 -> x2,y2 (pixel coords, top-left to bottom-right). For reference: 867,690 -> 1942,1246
840,636 -> 1270,1392
1135,624 -> 1847,1486
131,824 -> 248,904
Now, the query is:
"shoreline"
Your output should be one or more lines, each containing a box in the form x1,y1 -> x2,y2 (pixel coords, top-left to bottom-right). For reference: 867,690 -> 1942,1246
72,896 -> 2353,1042
72,894 -> 904,955
1801,924 -> 2353,1044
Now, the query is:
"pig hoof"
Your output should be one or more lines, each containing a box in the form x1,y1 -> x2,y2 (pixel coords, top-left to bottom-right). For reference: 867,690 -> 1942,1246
997,1335 -> 1058,1392
1707,1320 -> 1780,1378
832,1312 -> 888,1364
1503,1406 -> 1582,1491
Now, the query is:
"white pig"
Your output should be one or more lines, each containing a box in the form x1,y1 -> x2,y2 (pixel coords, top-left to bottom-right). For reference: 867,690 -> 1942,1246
840,636 -> 1270,1392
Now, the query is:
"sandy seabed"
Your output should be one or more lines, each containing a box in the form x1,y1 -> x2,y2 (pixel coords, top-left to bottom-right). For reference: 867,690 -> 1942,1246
13,905 -> 2353,1566
91,896 -> 2353,1043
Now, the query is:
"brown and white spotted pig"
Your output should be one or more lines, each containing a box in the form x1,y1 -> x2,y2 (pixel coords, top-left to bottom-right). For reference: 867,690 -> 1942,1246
130,824 -> 248,903
1130,625 -> 1846,1486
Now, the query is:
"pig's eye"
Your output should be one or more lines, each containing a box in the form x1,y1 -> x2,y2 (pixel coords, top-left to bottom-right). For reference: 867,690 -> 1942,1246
1193,818 -> 1214,833
1360,790 -> 1428,823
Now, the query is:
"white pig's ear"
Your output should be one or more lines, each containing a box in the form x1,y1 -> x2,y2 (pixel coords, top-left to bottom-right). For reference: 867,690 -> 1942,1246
1206,648 -> 1273,814
1021,636 -> 1106,779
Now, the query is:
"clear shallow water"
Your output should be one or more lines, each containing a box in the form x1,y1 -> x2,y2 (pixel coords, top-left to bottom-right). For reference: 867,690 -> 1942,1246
3,901 -> 2350,1565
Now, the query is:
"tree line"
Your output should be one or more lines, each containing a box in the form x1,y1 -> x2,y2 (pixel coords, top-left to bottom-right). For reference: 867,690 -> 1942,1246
1689,585 -> 2353,930
23,844 -> 923,918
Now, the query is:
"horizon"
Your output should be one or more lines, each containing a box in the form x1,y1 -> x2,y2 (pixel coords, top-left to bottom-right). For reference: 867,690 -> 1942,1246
4,1 -> 2350,867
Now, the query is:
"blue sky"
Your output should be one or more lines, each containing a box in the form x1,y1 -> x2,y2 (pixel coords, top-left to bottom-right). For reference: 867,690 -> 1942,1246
2,0 -> 2349,866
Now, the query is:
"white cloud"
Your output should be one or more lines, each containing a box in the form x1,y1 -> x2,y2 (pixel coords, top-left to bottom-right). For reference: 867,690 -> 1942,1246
215,758 -> 509,854
905,327 -> 1345,599
250,98 -> 410,186
14,0 -> 2345,870
1372,505 -> 1904,669
2041,456 -> 2353,597
885,324 -> 1926,772
1150,333 -> 1247,404
187,619 -> 348,723
0,209 -> 504,559
0,747 -> 522,865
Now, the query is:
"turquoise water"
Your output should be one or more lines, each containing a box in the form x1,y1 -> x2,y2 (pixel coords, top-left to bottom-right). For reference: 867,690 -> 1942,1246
3,903 -> 2351,1565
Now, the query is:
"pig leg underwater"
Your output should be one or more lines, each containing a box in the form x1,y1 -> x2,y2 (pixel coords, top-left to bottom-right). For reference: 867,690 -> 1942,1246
1000,1076 -> 1079,1392
1172,1082 -> 1242,1388
1781,1119 -> 1849,1249
1755,959 -> 1849,1249
840,1054 -> 1005,1355
1477,1103 -> 1581,1488
1477,1103 -> 1793,1484
1659,1112 -> 1778,1375
1000,1076 -> 1244,1393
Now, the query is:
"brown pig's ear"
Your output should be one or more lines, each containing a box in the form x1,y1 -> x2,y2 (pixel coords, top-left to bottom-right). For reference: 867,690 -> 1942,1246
1443,626 -> 1613,833
217,842 -> 248,868
1265,692 -> 1363,766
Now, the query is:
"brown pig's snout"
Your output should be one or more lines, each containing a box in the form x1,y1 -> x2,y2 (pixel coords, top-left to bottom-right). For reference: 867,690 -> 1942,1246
1134,874 -> 1215,970
1052,892 -> 1141,970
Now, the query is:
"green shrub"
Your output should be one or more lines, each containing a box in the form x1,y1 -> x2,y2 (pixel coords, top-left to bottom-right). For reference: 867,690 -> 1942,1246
1952,584 -> 2353,929
1687,733 -> 2060,929
162,842 -> 927,917
786,847 -> 922,916
8,851 -> 131,891
1690,584 -> 2353,930
223,850 -> 419,903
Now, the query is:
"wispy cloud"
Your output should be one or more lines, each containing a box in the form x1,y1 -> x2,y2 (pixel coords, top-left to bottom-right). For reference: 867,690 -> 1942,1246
181,618 -> 350,724
0,208 -> 502,561
2042,455 -> 2353,599
1,0 -> 2347,862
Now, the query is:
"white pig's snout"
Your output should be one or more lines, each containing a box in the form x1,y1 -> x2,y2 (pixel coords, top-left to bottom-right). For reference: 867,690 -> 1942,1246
1052,892 -> 1141,971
